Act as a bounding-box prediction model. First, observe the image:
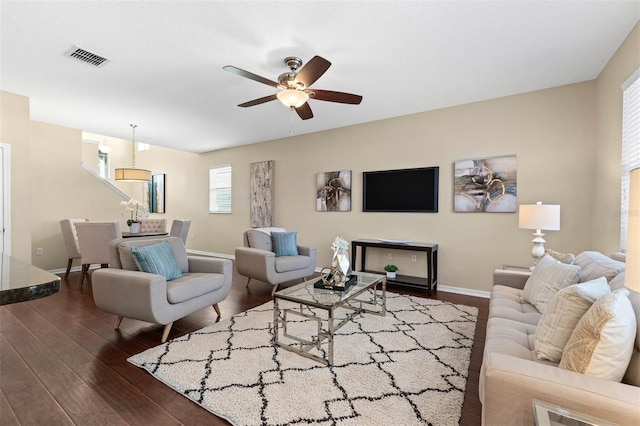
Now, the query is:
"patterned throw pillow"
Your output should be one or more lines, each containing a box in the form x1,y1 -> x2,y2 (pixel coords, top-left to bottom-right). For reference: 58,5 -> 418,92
131,241 -> 182,281
271,231 -> 299,257
534,277 -> 611,362
559,289 -> 636,382
523,254 -> 581,314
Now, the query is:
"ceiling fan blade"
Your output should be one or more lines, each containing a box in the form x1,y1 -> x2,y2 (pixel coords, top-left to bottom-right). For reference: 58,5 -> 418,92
306,89 -> 363,105
295,56 -> 331,88
238,94 -> 277,108
223,65 -> 279,88
295,102 -> 313,120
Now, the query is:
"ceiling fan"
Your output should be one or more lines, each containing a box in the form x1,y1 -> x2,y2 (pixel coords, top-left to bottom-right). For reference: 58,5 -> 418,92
223,56 -> 362,120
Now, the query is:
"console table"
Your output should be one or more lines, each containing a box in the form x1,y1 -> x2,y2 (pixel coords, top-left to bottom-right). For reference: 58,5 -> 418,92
351,239 -> 438,296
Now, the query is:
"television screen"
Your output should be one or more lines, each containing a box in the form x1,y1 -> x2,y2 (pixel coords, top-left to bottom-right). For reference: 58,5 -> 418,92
363,166 -> 439,212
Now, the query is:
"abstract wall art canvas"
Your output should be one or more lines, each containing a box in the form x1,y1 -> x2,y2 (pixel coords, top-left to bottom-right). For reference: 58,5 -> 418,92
454,155 -> 517,213
250,160 -> 274,227
316,170 -> 351,212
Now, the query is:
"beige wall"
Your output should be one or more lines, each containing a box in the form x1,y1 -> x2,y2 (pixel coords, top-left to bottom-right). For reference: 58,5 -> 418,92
30,121 -> 125,270
594,22 -> 640,254
197,81 -> 597,292
0,91 -> 31,261
2,21 -> 637,292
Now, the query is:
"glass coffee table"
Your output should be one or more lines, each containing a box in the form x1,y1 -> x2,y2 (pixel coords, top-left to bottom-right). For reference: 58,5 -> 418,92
273,271 -> 386,365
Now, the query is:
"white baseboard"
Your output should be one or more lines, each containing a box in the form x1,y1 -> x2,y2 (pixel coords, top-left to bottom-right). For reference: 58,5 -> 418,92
436,284 -> 490,299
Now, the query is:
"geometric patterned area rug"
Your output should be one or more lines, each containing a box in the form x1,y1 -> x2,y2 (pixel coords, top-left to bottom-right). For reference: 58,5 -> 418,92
128,292 -> 478,426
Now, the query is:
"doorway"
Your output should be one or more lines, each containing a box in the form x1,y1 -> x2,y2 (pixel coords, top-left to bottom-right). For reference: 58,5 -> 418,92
0,143 -> 11,254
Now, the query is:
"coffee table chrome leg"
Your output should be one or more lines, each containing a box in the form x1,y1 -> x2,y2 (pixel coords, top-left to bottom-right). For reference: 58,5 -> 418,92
328,308 -> 334,365
273,297 -> 280,345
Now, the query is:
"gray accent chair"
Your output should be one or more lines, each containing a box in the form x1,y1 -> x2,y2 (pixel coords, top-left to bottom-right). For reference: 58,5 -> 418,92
92,237 -> 232,343
235,228 -> 317,296
59,218 -> 89,278
75,221 -> 122,286
169,219 -> 191,243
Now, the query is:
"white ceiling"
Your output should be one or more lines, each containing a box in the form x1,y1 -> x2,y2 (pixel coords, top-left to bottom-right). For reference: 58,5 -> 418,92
1,1 -> 638,153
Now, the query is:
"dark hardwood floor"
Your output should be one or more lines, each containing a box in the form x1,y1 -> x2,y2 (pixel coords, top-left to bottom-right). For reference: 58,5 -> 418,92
0,263 -> 488,425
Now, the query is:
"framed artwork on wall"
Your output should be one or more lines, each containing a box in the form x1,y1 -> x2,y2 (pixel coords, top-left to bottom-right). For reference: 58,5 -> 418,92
250,160 -> 274,227
454,155 -> 517,213
146,174 -> 165,213
316,170 -> 351,212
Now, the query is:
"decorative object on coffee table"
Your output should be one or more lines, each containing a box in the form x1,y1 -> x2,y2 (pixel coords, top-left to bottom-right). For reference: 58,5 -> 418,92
331,236 -> 350,278
317,236 -> 351,289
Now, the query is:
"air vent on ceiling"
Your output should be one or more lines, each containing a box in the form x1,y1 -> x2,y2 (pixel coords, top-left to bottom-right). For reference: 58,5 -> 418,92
65,45 -> 110,68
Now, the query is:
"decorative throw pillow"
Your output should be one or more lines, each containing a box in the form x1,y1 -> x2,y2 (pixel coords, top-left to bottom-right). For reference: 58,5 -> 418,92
544,249 -> 576,264
534,277 -> 611,362
131,241 -> 182,281
271,231 -> 299,257
523,254 -> 581,314
559,289 -> 636,382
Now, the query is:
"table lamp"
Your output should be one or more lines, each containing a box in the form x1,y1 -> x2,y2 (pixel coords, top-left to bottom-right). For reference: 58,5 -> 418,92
518,201 -> 561,267
625,168 -> 639,292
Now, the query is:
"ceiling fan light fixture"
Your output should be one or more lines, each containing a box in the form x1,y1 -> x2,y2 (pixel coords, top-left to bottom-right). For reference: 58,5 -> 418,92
277,89 -> 309,108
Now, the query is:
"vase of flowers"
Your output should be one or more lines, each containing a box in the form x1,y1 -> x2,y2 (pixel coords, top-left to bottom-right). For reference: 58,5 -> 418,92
331,236 -> 350,282
120,199 -> 149,233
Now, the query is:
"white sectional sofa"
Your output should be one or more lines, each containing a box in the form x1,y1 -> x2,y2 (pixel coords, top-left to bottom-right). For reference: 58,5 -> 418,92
479,251 -> 639,425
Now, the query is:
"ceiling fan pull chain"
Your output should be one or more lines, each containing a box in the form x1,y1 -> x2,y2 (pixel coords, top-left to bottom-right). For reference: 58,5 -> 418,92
289,106 -> 295,135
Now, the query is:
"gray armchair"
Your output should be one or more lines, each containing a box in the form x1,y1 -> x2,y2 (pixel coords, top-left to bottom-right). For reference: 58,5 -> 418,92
92,237 -> 232,342
235,228 -> 317,295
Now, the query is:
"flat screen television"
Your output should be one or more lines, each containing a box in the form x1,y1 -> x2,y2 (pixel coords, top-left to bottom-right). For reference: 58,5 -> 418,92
363,166 -> 439,212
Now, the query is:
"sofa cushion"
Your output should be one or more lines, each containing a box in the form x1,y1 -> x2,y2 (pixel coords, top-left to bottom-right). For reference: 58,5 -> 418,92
166,273 -> 226,304
271,231 -> 299,257
544,249 -> 576,264
246,230 -> 273,252
131,241 -> 183,281
574,251 -> 625,283
274,255 -> 311,273
534,277 -> 610,362
523,255 -> 580,314
609,271 -> 627,291
559,289 -> 636,382
624,289 -> 640,386
489,285 -> 541,326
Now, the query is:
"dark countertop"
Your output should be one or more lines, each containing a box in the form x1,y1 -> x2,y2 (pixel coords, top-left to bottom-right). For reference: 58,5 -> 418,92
0,254 -> 61,305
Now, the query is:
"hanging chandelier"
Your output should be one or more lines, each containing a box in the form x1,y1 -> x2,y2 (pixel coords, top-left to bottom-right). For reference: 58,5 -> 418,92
114,124 -> 152,182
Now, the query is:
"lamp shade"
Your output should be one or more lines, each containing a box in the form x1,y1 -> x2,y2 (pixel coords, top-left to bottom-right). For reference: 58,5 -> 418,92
519,202 -> 561,231
114,167 -> 152,182
625,167 -> 640,292
276,89 -> 309,108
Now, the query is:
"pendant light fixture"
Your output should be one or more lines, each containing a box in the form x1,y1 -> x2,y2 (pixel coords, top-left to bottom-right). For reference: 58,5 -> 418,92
114,124 -> 152,182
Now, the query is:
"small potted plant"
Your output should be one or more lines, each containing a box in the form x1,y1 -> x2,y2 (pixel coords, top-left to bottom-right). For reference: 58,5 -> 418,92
384,264 -> 398,279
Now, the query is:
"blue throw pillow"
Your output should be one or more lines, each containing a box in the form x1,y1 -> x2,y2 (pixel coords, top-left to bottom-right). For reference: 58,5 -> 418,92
271,231 -> 299,257
131,241 -> 182,281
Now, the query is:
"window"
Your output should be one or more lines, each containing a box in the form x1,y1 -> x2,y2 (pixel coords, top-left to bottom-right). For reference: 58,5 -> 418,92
98,151 -> 109,179
137,142 -> 150,151
209,164 -> 232,213
621,67 -> 640,250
